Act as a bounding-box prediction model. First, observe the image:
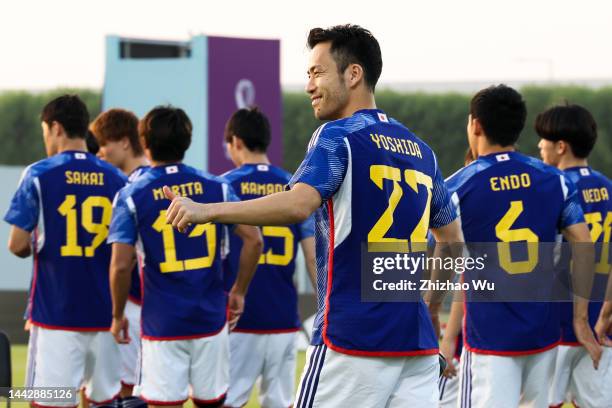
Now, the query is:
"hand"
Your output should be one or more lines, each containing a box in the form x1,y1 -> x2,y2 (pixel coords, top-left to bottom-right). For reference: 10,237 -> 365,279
594,313 -> 612,346
111,316 -> 130,344
163,186 -> 211,233
574,317 -> 602,369
439,338 -> 458,378
227,290 -> 245,331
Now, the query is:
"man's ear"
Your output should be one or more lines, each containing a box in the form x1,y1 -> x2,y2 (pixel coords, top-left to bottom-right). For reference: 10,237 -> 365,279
556,140 -> 568,155
232,135 -> 245,150
472,117 -> 485,137
346,63 -> 365,89
121,136 -> 131,150
51,120 -> 65,138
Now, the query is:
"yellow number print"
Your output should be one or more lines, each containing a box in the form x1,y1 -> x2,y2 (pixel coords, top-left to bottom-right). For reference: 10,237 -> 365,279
584,211 -> 611,274
152,210 -> 217,273
495,200 -> 539,274
57,195 -> 112,257
368,165 -> 433,252
258,226 -> 294,266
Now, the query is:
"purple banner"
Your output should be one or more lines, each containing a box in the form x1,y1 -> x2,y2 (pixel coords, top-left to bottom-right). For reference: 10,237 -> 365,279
207,36 -> 282,174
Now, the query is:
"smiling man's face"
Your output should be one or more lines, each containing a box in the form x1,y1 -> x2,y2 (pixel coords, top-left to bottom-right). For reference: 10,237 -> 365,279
305,41 -> 350,121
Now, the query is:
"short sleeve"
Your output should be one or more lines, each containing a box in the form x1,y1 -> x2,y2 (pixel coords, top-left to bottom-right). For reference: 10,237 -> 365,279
558,175 -> 585,229
429,164 -> 458,229
108,190 -> 138,245
297,214 -> 315,241
4,166 -> 40,232
288,125 -> 349,201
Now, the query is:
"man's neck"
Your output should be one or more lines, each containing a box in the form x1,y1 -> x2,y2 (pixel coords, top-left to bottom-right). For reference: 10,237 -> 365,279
339,91 -> 377,119
239,152 -> 270,166
557,156 -> 588,170
122,155 -> 149,176
57,138 -> 87,154
478,143 -> 515,157
151,160 -> 181,167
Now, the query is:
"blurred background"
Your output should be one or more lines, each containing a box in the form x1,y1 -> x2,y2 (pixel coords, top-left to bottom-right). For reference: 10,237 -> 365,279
0,1 -> 611,405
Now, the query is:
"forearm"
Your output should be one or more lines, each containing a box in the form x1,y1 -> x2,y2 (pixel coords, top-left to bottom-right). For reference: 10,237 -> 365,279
111,266 -> 132,318
232,232 -> 263,296
443,299 -> 464,342
571,242 -> 595,321
211,190 -> 312,226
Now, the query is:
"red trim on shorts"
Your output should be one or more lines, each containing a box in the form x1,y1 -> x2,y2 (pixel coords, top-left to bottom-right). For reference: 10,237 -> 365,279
141,323 -> 226,341
121,380 -> 135,387
559,341 -> 582,347
31,402 -> 77,408
319,201 -> 437,357
549,404 -> 564,408
85,391 -> 120,404
30,320 -> 110,332
232,327 -> 299,334
140,395 -> 188,405
192,392 -> 227,405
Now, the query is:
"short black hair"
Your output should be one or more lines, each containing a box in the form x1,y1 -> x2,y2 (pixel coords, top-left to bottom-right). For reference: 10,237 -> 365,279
224,107 -> 271,153
85,130 -> 99,154
535,103 -> 597,159
139,106 -> 192,162
470,85 -> 527,147
307,24 -> 382,91
41,94 -> 89,139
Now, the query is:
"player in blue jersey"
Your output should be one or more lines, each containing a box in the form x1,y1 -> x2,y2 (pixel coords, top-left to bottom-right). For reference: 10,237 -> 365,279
443,85 -> 601,408
108,106 -> 263,408
535,103 -> 612,408
221,107 -> 316,408
90,108 -> 149,398
163,25 -> 464,407
4,95 -> 127,406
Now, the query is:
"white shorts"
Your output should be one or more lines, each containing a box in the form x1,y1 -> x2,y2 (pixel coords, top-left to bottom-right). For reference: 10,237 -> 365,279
120,300 -> 141,387
225,331 -> 297,408
459,348 -> 557,408
438,357 -> 460,408
549,345 -> 612,408
295,344 -> 439,408
134,326 -> 229,405
26,325 -> 121,407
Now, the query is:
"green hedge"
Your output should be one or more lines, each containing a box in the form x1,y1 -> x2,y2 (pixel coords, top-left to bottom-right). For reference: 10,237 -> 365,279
0,87 -> 609,178
283,87 -> 612,177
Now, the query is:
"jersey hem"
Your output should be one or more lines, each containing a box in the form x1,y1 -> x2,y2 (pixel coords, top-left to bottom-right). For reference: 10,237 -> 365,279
464,339 -> 560,356
324,338 -> 439,357
30,320 -> 111,332
232,327 -> 300,334
141,323 -> 226,341
559,341 -> 581,347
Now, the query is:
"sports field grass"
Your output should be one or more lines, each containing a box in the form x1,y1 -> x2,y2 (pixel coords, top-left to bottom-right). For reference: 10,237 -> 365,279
10,345 -> 306,408
10,345 -> 573,408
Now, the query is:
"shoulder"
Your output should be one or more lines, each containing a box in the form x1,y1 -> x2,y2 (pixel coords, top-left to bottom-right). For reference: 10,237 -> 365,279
514,153 -> 564,177
445,159 -> 493,192
183,164 -> 229,187
118,168 -> 158,199
591,169 -> 612,188
221,165 -> 254,183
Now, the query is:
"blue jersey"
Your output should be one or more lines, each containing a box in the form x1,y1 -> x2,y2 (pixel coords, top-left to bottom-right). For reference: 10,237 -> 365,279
4,151 -> 127,330
446,151 -> 585,354
559,166 -> 611,344
223,164 -> 314,332
108,163 -> 238,340
289,109 -> 457,356
126,165 -> 150,304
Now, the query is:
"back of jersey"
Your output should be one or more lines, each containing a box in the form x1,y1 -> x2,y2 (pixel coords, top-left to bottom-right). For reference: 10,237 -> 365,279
4,151 -> 127,330
290,109 -> 457,355
446,151 -> 584,353
560,166 -> 611,344
223,164 -> 313,333
109,163 -> 235,340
